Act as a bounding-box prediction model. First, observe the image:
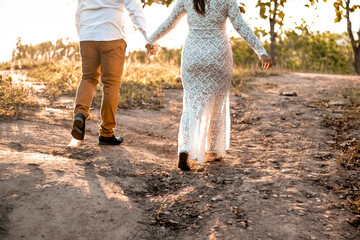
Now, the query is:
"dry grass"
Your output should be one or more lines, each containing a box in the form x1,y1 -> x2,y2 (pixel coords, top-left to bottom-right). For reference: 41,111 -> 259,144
232,68 -> 280,95
339,83 -> 360,168
26,62 -> 82,98
0,62 -> 12,71
342,84 -> 360,107
320,82 -> 360,216
118,62 -> 181,109
0,75 -> 37,118
25,61 -> 181,109
2,60 -> 283,116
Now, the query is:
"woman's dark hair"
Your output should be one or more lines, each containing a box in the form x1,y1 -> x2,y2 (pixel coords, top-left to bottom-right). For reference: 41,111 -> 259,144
193,0 -> 206,15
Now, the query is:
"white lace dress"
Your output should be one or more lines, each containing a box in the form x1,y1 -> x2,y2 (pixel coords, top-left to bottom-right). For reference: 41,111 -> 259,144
148,0 -> 267,165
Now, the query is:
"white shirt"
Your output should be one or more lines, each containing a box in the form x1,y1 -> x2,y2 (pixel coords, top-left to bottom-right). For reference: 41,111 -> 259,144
75,0 -> 148,42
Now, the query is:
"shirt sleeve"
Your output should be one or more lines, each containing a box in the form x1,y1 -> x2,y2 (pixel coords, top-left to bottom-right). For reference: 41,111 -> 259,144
75,0 -> 81,35
147,0 -> 186,44
124,0 -> 149,41
227,0 -> 267,58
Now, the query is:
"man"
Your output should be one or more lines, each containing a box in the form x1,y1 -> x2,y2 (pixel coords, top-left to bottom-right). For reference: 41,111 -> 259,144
71,0 -> 158,145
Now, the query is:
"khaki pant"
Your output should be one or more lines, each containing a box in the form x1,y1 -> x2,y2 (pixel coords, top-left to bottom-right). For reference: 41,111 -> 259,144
74,39 -> 126,137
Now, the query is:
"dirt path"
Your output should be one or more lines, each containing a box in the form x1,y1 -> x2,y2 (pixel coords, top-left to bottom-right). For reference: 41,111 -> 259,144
0,72 -> 359,239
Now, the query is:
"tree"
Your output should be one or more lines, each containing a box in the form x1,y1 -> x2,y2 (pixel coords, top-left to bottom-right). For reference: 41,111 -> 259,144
310,0 -> 360,74
256,0 -> 287,65
142,0 -> 173,7
12,37 -> 29,61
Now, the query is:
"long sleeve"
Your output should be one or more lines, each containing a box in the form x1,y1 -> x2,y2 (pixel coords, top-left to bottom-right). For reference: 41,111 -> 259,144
147,0 -> 186,44
227,0 -> 267,58
124,0 -> 149,41
75,0 -> 81,35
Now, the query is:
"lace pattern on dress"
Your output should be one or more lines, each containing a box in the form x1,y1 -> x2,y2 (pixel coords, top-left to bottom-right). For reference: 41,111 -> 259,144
148,0 -> 267,164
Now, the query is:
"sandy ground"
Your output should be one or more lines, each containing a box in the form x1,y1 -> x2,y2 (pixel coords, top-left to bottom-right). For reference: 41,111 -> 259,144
0,72 -> 360,240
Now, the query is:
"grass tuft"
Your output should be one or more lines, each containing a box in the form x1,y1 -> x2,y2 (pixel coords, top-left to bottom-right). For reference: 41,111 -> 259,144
0,74 -> 37,118
342,84 -> 360,106
119,63 -> 181,109
232,68 -> 278,95
27,62 -> 82,98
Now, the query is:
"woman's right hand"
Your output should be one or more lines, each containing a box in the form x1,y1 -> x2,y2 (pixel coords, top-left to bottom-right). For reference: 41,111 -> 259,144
261,54 -> 273,70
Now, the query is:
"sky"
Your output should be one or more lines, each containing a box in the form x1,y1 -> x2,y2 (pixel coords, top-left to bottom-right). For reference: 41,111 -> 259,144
0,0 -> 359,62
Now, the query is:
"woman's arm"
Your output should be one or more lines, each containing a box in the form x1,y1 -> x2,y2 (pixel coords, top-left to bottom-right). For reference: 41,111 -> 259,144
147,0 -> 186,44
227,0 -> 267,58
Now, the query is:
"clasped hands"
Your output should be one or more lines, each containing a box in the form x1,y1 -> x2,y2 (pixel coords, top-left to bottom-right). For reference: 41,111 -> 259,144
145,43 -> 159,57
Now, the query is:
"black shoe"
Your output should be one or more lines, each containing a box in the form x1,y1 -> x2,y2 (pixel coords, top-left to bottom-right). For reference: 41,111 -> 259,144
98,135 -> 124,145
178,151 -> 190,171
71,113 -> 86,140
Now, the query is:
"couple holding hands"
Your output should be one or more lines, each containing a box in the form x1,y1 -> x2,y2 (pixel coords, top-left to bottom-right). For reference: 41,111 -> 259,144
71,0 -> 272,170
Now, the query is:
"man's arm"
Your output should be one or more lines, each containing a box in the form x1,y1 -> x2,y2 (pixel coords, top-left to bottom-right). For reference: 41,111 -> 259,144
123,0 -> 149,41
75,0 -> 81,35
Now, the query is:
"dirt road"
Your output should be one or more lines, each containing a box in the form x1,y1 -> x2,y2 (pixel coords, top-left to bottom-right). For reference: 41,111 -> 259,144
0,72 -> 359,239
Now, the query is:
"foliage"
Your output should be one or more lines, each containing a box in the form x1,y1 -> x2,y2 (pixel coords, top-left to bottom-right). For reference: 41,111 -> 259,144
142,0 -> 173,7
231,26 -> 354,74
126,28 -> 354,74
279,30 -> 352,73
231,36 -> 260,68
127,47 -> 182,66
12,37 -> 80,68
256,0 -> 287,27
253,0 -> 288,64
332,0 -> 360,23
308,0 -> 360,74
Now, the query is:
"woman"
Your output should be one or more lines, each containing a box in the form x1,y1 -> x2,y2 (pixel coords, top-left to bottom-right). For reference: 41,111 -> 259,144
146,0 -> 272,170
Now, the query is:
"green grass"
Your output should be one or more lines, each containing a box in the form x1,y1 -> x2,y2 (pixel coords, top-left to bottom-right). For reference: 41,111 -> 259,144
0,75 -> 37,118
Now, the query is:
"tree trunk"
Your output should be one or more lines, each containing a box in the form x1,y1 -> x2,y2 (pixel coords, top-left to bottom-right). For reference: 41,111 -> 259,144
345,0 -> 360,75
270,18 -> 276,65
354,47 -> 360,75
269,0 -> 278,65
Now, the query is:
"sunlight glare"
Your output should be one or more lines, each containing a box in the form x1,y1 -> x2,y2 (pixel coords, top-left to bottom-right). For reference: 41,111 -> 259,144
0,0 -> 359,62
68,138 -> 82,147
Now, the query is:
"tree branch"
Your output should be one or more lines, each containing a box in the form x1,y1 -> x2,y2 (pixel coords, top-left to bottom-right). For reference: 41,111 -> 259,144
272,0 -> 279,21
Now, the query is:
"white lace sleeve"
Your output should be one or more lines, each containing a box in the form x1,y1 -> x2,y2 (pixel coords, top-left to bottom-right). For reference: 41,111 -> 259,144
227,0 -> 267,58
148,0 -> 186,44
